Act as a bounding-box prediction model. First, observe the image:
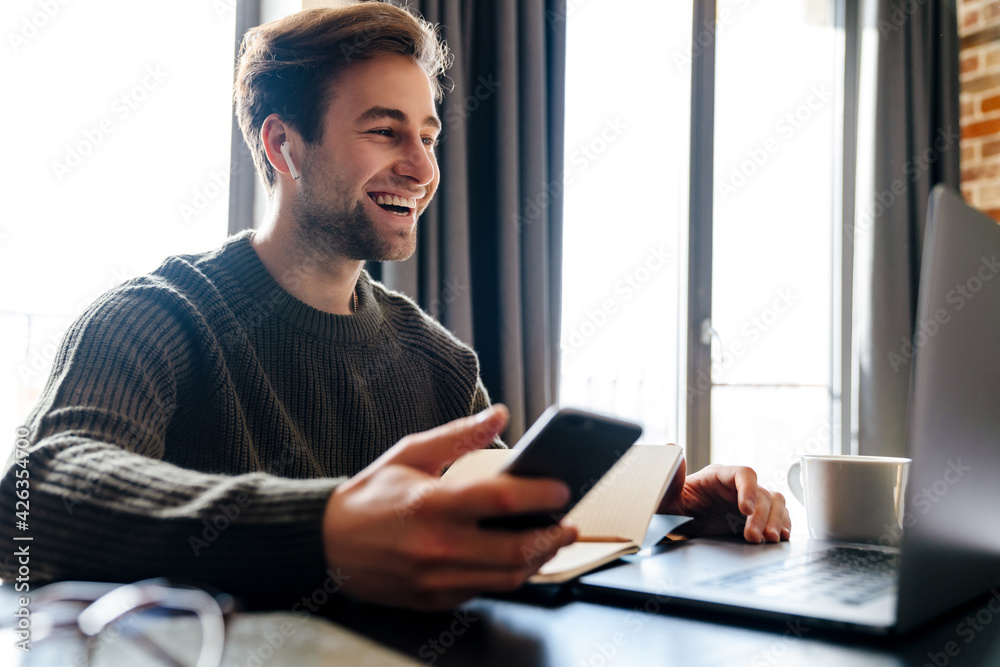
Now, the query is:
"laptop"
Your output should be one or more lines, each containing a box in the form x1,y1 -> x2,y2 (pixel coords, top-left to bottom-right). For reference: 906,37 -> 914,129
575,184 -> 1000,634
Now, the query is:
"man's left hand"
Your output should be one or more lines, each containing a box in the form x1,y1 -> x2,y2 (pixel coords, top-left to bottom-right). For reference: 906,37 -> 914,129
657,459 -> 791,543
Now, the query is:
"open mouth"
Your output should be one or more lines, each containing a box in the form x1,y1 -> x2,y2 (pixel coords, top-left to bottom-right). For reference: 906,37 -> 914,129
369,193 -> 418,217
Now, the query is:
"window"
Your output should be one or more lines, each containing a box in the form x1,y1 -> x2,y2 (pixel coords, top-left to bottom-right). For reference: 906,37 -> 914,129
710,0 -> 842,529
561,0 -> 847,533
559,0 -> 692,448
0,1 -> 236,464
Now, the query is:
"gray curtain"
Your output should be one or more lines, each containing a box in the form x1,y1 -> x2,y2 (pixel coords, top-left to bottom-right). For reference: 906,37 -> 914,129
375,0 -> 566,440
858,0 -> 960,456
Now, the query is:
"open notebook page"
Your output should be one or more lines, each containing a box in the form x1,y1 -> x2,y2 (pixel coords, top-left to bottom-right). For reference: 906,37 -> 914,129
443,445 -> 683,543
565,445 -> 682,541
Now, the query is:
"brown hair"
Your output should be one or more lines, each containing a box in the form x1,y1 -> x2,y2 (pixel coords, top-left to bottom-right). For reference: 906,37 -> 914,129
234,2 -> 451,194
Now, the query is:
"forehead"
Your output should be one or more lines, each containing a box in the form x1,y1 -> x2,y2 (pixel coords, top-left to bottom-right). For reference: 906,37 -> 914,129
324,54 -> 439,125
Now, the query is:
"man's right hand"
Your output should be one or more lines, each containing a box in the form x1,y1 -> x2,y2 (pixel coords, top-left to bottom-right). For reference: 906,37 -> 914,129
321,404 -> 578,610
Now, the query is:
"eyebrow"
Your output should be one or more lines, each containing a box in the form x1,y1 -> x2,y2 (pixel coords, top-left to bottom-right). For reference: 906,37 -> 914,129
355,106 -> 441,131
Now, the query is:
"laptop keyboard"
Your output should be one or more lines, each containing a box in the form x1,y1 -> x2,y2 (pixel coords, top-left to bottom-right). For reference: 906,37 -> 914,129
698,546 -> 900,606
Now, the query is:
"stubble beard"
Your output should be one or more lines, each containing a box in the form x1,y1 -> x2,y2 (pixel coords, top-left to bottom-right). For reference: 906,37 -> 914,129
292,169 -> 417,264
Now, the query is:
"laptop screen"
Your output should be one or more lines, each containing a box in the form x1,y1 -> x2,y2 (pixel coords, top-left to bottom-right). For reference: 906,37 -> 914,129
896,185 -> 1000,631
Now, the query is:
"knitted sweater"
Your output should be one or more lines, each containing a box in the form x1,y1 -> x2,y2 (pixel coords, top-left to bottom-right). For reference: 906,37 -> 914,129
0,232 -> 496,600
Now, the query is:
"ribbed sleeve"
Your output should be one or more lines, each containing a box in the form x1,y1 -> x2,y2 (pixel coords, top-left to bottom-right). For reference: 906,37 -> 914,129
0,232 -> 496,600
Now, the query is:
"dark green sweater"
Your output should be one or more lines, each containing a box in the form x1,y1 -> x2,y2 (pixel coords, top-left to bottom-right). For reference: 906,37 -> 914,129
0,232 -> 496,599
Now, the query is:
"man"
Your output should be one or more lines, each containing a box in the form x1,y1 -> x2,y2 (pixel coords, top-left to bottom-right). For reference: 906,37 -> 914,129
0,3 -> 789,611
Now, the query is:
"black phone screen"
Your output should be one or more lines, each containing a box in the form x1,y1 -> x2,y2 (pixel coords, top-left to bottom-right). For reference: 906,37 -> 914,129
479,407 -> 642,530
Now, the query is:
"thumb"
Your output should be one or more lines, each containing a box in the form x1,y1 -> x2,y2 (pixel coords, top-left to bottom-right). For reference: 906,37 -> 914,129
381,404 -> 510,474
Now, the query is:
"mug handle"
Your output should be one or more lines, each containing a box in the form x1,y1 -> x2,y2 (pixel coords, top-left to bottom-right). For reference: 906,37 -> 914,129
787,461 -> 805,505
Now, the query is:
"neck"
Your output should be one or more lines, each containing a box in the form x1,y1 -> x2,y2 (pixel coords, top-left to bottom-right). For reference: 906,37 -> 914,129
252,205 -> 362,316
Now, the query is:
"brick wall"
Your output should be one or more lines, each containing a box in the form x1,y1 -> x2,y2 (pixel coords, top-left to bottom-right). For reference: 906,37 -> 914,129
958,0 -> 1000,221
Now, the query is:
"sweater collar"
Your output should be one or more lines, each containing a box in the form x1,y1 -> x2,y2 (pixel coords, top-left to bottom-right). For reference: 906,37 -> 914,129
221,231 -> 386,343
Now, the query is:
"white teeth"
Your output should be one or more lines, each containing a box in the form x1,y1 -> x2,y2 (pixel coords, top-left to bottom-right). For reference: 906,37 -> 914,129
372,193 -> 417,211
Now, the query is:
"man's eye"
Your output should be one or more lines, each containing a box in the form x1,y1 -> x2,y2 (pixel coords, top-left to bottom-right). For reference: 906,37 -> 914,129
368,129 -> 393,137
423,136 -> 440,147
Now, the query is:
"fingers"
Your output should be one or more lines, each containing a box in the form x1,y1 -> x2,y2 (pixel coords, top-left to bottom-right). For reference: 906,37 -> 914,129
432,475 -> 572,523
716,466 -> 768,542
767,491 -> 791,541
323,465 -> 578,610
739,477 -> 790,543
697,465 -> 791,543
409,521 -> 578,572
391,530 -> 576,610
732,466 -> 759,517
381,404 -> 510,474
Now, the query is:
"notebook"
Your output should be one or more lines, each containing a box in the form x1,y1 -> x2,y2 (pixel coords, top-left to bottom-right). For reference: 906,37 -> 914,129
576,184 -> 1000,634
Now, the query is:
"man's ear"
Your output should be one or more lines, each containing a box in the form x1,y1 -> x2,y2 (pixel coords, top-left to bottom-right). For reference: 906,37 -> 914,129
261,115 -> 300,181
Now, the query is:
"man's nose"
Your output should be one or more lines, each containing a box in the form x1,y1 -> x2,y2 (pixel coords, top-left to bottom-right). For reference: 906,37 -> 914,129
395,139 -> 436,187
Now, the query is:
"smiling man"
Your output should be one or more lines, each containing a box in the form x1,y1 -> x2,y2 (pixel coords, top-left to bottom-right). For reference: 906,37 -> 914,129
0,2 -> 787,612
250,53 -> 441,315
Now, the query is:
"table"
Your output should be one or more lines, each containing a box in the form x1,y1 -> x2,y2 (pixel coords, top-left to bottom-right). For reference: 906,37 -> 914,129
329,584 -> 1000,667
5,560 -> 1000,666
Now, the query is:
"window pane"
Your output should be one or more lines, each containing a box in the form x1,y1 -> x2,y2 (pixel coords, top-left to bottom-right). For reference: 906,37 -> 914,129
559,1 -> 692,447
711,0 -> 837,388
0,1 -> 235,462
710,0 -> 840,535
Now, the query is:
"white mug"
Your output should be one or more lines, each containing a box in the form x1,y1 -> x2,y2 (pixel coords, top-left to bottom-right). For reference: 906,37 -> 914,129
787,455 -> 911,545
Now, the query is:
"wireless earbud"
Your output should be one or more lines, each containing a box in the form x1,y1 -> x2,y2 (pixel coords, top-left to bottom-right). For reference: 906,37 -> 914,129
280,141 -> 300,180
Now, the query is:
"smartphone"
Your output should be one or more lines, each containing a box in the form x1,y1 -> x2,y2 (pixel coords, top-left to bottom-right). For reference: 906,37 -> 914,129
478,406 -> 642,530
